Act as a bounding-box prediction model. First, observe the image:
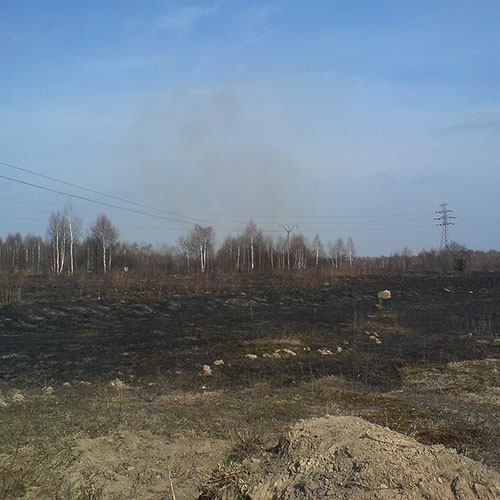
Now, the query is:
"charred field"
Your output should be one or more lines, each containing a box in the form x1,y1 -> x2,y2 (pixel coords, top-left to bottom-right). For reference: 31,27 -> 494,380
1,271 -> 499,498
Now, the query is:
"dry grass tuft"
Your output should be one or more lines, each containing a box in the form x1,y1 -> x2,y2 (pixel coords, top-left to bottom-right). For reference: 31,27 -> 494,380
0,273 -> 22,305
227,430 -> 263,463
199,462 -> 250,500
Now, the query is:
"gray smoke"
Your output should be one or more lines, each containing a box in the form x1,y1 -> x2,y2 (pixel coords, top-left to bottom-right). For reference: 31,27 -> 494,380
128,85 -> 306,234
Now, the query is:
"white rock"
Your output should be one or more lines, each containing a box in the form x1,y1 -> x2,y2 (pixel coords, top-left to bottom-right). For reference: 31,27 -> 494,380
245,354 -> 258,360
377,290 -> 391,300
213,359 -> 224,366
201,365 -> 213,376
277,349 -> 297,356
12,392 -> 24,403
318,348 -> 334,356
109,378 -> 128,390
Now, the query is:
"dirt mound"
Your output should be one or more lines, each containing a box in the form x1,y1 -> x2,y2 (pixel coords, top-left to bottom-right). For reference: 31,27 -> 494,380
62,430 -> 230,500
241,416 -> 500,499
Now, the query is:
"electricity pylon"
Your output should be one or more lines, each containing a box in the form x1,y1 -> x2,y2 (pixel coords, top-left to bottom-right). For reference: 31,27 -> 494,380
434,203 -> 455,250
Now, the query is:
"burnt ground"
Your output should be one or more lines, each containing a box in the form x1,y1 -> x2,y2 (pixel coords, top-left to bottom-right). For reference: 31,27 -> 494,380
1,272 -> 499,387
0,271 -> 499,499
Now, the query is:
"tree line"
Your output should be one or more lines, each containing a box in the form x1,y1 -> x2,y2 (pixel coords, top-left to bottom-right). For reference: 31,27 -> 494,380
0,207 -> 498,275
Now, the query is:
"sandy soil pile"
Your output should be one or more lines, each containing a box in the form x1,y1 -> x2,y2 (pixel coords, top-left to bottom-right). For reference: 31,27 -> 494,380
243,416 -> 500,500
24,415 -> 500,499
65,430 -> 231,499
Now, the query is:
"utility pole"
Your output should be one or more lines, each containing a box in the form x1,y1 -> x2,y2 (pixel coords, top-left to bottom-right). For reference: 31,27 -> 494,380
280,224 -> 296,270
434,202 -> 455,250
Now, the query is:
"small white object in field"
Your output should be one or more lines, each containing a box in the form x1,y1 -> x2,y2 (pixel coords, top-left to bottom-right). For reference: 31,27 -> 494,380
336,346 -> 343,353
318,348 -> 334,356
201,365 -> 212,376
262,353 -> 273,358
12,392 -> 24,403
245,354 -> 258,360
62,382 -> 71,387
213,359 -> 224,366
43,386 -> 54,395
377,290 -> 391,300
110,378 -> 128,390
303,347 -> 311,352
276,349 -> 297,356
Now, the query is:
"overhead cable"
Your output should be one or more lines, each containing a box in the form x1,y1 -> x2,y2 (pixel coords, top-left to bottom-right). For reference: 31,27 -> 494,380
0,160 -> 239,231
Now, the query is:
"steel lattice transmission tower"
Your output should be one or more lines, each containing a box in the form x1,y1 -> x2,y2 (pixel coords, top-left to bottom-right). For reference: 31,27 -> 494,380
434,202 -> 455,249
280,224 -> 297,270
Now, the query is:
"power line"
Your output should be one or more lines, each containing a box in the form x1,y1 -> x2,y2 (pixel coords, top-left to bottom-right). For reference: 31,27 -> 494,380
260,224 -> 433,234
0,160 -> 239,231
0,172 -> 441,238
171,209 -> 435,220
0,161 -> 453,240
0,172 -> 237,228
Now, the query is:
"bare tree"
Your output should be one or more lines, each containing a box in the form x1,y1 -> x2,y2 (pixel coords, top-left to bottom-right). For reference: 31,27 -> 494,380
346,237 -> 356,268
265,235 -> 275,270
329,238 -> 346,269
216,236 -> 240,272
312,234 -> 324,269
189,225 -> 214,273
243,220 -> 259,271
276,236 -> 287,270
64,202 -> 82,275
23,234 -> 43,272
47,211 -> 67,274
401,246 -> 412,270
290,234 -> 308,270
90,214 -> 118,273
177,233 -> 192,273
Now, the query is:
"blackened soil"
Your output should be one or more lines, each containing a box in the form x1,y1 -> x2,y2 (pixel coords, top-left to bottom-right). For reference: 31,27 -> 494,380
1,272 -> 499,389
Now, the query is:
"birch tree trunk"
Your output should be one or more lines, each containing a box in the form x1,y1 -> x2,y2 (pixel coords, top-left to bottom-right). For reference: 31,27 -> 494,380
102,239 -> 107,273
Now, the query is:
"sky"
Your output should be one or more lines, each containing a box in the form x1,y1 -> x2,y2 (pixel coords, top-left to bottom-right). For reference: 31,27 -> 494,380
1,0 -> 499,256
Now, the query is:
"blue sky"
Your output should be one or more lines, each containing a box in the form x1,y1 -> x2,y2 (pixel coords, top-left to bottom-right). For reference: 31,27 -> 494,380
1,1 -> 499,255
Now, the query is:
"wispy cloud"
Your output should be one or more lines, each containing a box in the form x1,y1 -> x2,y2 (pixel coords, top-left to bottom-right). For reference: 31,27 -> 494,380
158,1 -> 222,31
240,2 -> 282,44
212,2 -> 283,57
